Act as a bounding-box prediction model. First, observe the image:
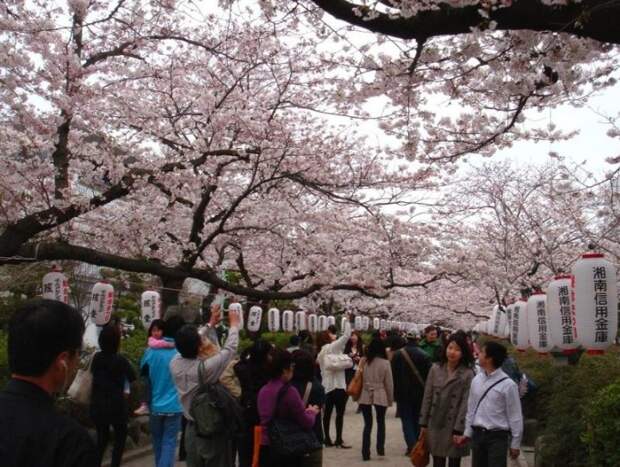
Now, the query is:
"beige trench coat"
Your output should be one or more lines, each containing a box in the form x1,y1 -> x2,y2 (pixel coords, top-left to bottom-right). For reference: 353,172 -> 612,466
358,357 -> 394,407
419,363 -> 474,458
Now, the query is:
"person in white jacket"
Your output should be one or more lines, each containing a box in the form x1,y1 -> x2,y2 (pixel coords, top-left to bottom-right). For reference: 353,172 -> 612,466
317,323 -> 352,448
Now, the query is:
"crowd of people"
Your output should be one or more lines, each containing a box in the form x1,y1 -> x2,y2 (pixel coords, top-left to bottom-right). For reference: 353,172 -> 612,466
0,299 -> 525,467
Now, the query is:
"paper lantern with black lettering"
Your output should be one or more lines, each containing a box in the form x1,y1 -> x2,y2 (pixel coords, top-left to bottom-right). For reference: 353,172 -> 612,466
318,315 -> 328,332
380,319 -> 387,331
546,275 -> 578,354
362,316 -> 370,331
492,306 -> 508,338
268,308 -> 280,332
247,306 -> 263,332
372,318 -> 380,330
140,290 -> 161,328
282,310 -> 294,332
511,299 -> 529,350
90,282 -> 115,326
573,252 -> 619,354
327,316 -> 336,328
295,311 -> 307,331
229,303 -> 244,330
308,314 -> 318,333
42,267 -> 69,304
341,317 -> 351,334
354,316 -> 363,331
506,303 -> 515,331
526,293 -> 552,354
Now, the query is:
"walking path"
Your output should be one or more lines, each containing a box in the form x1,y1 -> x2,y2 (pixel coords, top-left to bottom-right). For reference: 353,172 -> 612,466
124,402 -> 473,467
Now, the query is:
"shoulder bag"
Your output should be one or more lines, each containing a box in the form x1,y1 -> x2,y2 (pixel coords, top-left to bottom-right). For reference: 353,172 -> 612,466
324,353 -> 353,371
346,358 -> 365,401
268,384 -> 321,460
67,352 -> 94,405
400,349 -> 425,387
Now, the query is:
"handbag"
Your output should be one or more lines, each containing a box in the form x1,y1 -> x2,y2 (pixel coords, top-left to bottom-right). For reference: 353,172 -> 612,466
346,358 -> 365,401
324,353 -> 353,371
67,352 -> 94,405
268,384 -> 322,460
410,430 -> 430,467
400,349 -> 425,387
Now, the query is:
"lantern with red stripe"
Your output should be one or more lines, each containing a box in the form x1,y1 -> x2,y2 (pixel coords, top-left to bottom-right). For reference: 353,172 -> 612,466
573,252 -> 618,354
90,281 -> 115,326
527,292 -> 552,354
42,266 -> 69,304
511,299 -> 529,351
546,275 -> 578,354
229,303 -> 244,329
140,290 -> 161,328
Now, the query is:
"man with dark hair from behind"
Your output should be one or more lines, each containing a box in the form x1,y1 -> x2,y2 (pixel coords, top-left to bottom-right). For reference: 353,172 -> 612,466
0,299 -> 97,467
458,341 -> 523,467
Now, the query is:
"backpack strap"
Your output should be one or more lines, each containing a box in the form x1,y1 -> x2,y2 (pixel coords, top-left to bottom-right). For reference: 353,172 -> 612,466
303,383 -> 312,406
400,349 -> 425,387
272,383 -> 291,420
473,377 -> 510,417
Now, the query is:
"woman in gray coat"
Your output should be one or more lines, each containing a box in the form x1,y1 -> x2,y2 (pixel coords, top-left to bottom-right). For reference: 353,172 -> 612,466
419,332 -> 475,467
358,338 -> 394,461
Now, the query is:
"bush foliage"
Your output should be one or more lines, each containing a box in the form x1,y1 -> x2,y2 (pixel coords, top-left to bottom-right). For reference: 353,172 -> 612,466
582,378 -> 620,467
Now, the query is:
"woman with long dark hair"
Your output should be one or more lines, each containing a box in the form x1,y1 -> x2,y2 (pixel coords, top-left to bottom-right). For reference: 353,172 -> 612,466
344,331 -> 365,386
357,338 -> 393,461
419,331 -> 475,467
90,323 -> 136,467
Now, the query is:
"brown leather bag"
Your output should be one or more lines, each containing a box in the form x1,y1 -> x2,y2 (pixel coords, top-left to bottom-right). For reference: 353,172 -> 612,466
410,430 -> 430,467
346,358 -> 365,401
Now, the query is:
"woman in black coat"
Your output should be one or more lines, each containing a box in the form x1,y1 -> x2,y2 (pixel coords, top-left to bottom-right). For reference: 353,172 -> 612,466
90,324 -> 136,467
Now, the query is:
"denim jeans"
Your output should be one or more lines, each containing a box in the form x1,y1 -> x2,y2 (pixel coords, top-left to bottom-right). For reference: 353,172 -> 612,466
360,404 -> 387,459
397,400 -> 421,452
149,413 -> 182,467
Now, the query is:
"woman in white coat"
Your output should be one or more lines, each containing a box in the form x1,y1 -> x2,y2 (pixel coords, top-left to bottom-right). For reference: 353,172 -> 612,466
316,324 -> 352,448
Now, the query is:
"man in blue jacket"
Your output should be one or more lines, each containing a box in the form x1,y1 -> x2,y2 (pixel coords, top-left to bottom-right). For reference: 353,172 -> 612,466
141,315 -> 185,467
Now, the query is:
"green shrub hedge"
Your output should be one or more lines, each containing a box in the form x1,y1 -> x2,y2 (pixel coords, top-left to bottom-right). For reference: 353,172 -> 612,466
582,378 -> 620,467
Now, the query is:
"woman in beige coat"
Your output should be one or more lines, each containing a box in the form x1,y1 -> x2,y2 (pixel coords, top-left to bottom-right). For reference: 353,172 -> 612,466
358,338 -> 393,461
419,332 -> 475,467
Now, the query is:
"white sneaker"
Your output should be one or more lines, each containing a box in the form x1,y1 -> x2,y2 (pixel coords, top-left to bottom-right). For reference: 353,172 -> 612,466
134,404 -> 150,416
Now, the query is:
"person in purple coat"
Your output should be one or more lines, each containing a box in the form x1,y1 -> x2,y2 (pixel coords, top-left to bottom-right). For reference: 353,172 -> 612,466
257,348 -> 320,467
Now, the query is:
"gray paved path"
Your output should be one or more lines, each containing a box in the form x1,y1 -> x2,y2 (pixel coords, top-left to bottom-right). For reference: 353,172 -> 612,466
123,401 -> 473,467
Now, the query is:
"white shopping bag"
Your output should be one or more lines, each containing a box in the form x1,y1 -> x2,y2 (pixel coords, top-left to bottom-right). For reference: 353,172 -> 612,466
508,452 -> 529,467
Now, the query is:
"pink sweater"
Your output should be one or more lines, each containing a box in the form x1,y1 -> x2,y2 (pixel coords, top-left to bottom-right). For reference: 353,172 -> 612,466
148,336 -> 175,349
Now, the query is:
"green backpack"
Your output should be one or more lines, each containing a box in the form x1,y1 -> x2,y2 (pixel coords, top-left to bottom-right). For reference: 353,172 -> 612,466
189,360 -> 244,438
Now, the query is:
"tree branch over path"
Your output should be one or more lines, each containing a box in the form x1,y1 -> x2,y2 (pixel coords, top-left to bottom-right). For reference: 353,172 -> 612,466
311,0 -> 620,45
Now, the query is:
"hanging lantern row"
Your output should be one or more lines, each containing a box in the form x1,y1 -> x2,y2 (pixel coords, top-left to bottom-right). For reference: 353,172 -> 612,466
477,251 -> 618,355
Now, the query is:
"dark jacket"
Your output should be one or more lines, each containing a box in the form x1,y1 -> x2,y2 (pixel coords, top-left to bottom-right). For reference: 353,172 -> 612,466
419,339 -> 442,362
391,343 -> 431,410
90,352 -> 136,424
292,377 -> 326,443
233,358 -> 270,427
0,379 -> 97,467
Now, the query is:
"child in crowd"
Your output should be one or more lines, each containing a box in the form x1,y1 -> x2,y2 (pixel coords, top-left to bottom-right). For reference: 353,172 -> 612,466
134,319 -> 174,415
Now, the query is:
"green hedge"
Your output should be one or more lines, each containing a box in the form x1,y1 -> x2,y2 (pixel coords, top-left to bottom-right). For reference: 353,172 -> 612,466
582,378 -> 620,467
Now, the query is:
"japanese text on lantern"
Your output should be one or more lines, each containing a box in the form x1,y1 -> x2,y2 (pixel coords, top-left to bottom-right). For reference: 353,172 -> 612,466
558,285 -> 574,344
592,267 -> 608,343
537,301 -> 548,348
91,293 -> 100,318
512,305 -> 519,342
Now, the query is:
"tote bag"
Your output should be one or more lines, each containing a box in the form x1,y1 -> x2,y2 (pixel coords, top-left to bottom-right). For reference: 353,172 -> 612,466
410,431 -> 430,467
67,353 -> 94,405
346,359 -> 365,401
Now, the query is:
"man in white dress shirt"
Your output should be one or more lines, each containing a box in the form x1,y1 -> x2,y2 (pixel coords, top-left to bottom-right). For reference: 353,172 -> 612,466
458,341 -> 523,467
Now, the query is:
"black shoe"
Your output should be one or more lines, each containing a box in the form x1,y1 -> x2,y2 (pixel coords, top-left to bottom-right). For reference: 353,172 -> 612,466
336,441 -> 352,449
362,453 -> 371,461
377,448 -> 385,456
324,439 -> 334,447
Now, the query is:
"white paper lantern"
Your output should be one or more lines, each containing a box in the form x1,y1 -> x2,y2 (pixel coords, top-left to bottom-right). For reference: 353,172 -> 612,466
90,282 -> 115,326
380,319 -> 387,331
372,317 -> 380,329
526,293 -> 552,354
295,311 -> 307,331
268,308 -> 280,332
327,316 -> 336,328
354,316 -> 363,331
511,299 -> 529,350
308,314 -> 318,333
229,303 -> 244,329
318,315 -> 328,331
362,316 -> 370,331
546,275 -> 578,354
573,252 -> 619,353
247,306 -> 263,332
492,306 -> 508,338
341,317 -> 351,335
140,290 -> 161,328
42,268 -> 69,304
506,303 -> 515,331
282,310 -> 294,332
